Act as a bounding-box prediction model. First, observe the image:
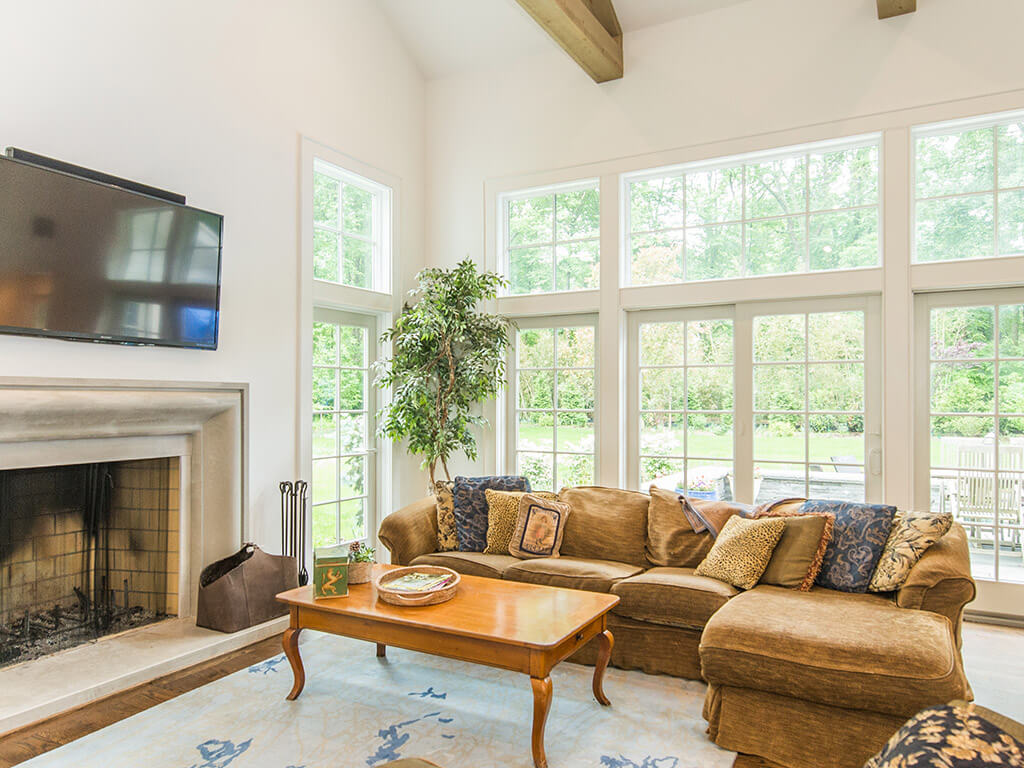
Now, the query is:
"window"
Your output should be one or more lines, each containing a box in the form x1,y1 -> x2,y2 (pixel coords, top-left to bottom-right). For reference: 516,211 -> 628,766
626,137 -> 880,285
311,309 -> 377,546
502,183 -> 599,295
917,292 -> 1024,583
313,159 -> 390,292
511,321 -> 597,490
753,309 -> 869,502
638,315 -> 735,497
914,113 -> 1024,262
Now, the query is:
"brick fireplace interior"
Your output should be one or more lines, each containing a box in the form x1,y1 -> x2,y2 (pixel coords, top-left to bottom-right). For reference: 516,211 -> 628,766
0,457 -> 180,668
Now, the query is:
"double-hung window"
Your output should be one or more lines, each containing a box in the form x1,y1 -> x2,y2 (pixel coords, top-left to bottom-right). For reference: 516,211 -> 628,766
625,137 -> 881,285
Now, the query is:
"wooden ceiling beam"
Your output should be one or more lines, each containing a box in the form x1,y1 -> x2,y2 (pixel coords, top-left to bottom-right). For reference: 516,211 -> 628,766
514,0 -> 623,83
877,0 -> 916,19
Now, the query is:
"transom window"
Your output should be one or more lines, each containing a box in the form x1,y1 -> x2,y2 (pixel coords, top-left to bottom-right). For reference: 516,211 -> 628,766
638,317 -> 735,497
914,112 -> 1024,262
313,159 -> 390,292
502,183 -> 600,295
626,136 -> 880,285
511,322 -> 597,490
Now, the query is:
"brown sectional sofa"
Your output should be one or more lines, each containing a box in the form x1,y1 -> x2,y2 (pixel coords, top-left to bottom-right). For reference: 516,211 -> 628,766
378,486 -> 976,768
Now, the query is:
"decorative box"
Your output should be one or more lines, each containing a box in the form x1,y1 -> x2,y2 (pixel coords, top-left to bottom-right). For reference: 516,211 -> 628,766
313,545 -> 350,599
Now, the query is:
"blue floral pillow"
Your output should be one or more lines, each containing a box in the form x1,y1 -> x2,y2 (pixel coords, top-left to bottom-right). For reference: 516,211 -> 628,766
804,499 -> 895,592
453,475 -> 530,552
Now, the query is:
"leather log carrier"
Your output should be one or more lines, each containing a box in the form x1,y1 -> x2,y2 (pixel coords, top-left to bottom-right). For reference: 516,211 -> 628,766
196,544 -> 298,633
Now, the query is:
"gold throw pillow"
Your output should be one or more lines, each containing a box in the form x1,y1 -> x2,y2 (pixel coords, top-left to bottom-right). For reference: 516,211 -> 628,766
484,489 -> 557,555
695,516 -> 787,590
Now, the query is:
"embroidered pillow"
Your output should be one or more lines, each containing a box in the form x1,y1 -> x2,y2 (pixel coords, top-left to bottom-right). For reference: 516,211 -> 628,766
807,500 -> 896,593
484,489 -> 558,555
868,510 -> 953,592
694,516 -> 786,590
452,475 -> 530,552
509,494 -> 572,559
755,511 -> 834,591
433,481 -> 458,552
864,703 -> 1024,768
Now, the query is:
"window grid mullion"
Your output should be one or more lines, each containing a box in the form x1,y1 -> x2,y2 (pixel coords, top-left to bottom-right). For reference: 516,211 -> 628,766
994,128 -> 1001,262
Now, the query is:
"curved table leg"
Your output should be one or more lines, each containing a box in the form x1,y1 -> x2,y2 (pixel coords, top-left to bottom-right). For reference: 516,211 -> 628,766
592,629 -> 614,706
283,627 -> 305,701
530,675 -> 553,768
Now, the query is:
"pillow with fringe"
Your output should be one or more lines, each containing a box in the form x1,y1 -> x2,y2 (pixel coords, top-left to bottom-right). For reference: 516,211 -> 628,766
755,509 -> 834,591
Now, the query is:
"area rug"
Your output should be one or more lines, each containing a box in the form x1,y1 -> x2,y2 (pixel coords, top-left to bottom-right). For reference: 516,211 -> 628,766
22,633 -> 735,768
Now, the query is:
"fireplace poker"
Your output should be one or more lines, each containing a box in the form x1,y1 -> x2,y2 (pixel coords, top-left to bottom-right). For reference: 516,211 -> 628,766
279,481 -> 293,558
295,480 -> 309,586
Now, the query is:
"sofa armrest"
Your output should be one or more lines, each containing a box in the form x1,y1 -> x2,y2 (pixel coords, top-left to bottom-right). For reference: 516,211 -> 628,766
896,523 -> 976,648
378,497 -> 439,566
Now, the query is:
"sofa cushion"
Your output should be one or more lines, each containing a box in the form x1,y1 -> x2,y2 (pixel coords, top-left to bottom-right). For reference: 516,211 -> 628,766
869,510 -> 953,592
646,487 -> 714,568
503,556 -> 642,592
483,490 -> 557,555
699,585 -> 969,717
509,494 -> 572,559
434,480 -> 458,552
557,486 -> 649,567
411,551 -> 520,579
611,567 -> 738,630
756,511 -> 833,591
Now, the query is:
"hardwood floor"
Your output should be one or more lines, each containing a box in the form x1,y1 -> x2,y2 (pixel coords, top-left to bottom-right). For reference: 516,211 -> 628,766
0,635 -> 282,768
0,620 -> 1020,767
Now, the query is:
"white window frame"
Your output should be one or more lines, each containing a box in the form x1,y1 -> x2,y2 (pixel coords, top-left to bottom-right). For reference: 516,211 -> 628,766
621,133 -> 883,287
504,313 -> 600,490
498,179 -> 600,297
313,158 -> 392,295
626,296 -> 882,504
912,108 -> 1024,265
914,287 -> 1024,614
300,137 -> 401,562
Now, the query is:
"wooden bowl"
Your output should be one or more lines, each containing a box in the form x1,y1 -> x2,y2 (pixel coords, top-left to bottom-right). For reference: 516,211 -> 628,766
375,565 -> 460,607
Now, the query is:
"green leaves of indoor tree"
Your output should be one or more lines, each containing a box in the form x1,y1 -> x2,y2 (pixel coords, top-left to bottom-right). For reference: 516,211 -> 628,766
374,258 -> 512,484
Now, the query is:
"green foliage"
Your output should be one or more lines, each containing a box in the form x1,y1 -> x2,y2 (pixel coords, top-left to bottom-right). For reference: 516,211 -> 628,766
375,259 -> 512,483
348,541 -> 375,562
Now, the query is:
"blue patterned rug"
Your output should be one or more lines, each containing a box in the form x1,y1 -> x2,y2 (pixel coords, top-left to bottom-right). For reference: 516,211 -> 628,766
22,633 -> 734,768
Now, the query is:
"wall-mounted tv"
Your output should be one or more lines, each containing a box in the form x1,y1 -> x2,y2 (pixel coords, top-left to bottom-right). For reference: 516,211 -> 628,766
0,153 -> 223,349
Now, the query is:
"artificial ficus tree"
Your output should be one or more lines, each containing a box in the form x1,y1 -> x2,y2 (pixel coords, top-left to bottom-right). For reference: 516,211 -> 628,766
374,258 -> 512,485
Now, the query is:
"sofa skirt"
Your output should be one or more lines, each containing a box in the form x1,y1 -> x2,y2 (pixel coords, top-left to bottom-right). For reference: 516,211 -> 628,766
703,684 -> 906,768
567,614 -> 704,681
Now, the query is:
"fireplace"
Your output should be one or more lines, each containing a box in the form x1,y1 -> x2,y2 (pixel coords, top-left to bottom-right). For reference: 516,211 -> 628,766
0,458 -> 181,668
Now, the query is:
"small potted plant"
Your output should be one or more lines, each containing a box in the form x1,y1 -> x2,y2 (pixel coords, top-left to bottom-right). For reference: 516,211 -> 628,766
678,474 -> 719,501
347,541 -> 375,585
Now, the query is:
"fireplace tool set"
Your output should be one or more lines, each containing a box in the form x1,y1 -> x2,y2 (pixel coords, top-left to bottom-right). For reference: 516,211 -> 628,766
280,480 -> 309,586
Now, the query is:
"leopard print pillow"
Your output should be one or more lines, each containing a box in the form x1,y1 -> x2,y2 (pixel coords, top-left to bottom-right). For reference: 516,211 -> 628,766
484,489 -> 557,555
695,516 -> 787,590
434,481 -> 458,552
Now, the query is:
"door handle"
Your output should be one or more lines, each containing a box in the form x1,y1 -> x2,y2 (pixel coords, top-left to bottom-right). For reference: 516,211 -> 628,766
869,449 -> 882,476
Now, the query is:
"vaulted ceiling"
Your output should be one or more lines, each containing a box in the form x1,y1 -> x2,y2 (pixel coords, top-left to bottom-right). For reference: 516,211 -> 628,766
377,0 -> 756,80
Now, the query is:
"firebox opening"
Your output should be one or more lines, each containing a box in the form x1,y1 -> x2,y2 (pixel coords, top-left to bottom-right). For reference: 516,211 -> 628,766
1,457 -> 180,668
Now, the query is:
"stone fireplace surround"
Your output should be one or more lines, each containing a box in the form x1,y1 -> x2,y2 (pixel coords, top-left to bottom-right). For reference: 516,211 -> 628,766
0,377 -> 286,735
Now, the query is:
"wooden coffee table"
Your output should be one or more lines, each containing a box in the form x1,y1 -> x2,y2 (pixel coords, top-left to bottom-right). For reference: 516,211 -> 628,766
276,564 -> 619,768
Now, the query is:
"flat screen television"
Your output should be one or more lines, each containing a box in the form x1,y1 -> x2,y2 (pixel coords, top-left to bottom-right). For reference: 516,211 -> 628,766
0,154 -> 223,349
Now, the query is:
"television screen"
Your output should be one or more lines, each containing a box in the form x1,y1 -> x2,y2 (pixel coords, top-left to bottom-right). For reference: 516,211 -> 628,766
0,155 -> 223,349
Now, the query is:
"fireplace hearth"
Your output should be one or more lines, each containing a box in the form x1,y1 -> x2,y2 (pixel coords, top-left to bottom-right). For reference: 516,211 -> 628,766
0,458 -> 179,668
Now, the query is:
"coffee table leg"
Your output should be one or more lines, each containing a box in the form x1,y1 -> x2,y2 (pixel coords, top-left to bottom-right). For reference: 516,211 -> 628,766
592,629 -> 614,706
282,627 -> 305,701
530,675 -> 552,768
376,643 -> 386,658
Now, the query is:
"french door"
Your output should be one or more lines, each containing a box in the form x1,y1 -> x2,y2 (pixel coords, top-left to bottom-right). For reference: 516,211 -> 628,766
311,307 -> 378,547
627,296 -> 883,505
915,289 -> 1024,616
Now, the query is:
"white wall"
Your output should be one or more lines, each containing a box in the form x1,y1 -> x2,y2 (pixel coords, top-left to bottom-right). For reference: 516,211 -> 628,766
0,0 -> 426,545
424,0 -> 1024,478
